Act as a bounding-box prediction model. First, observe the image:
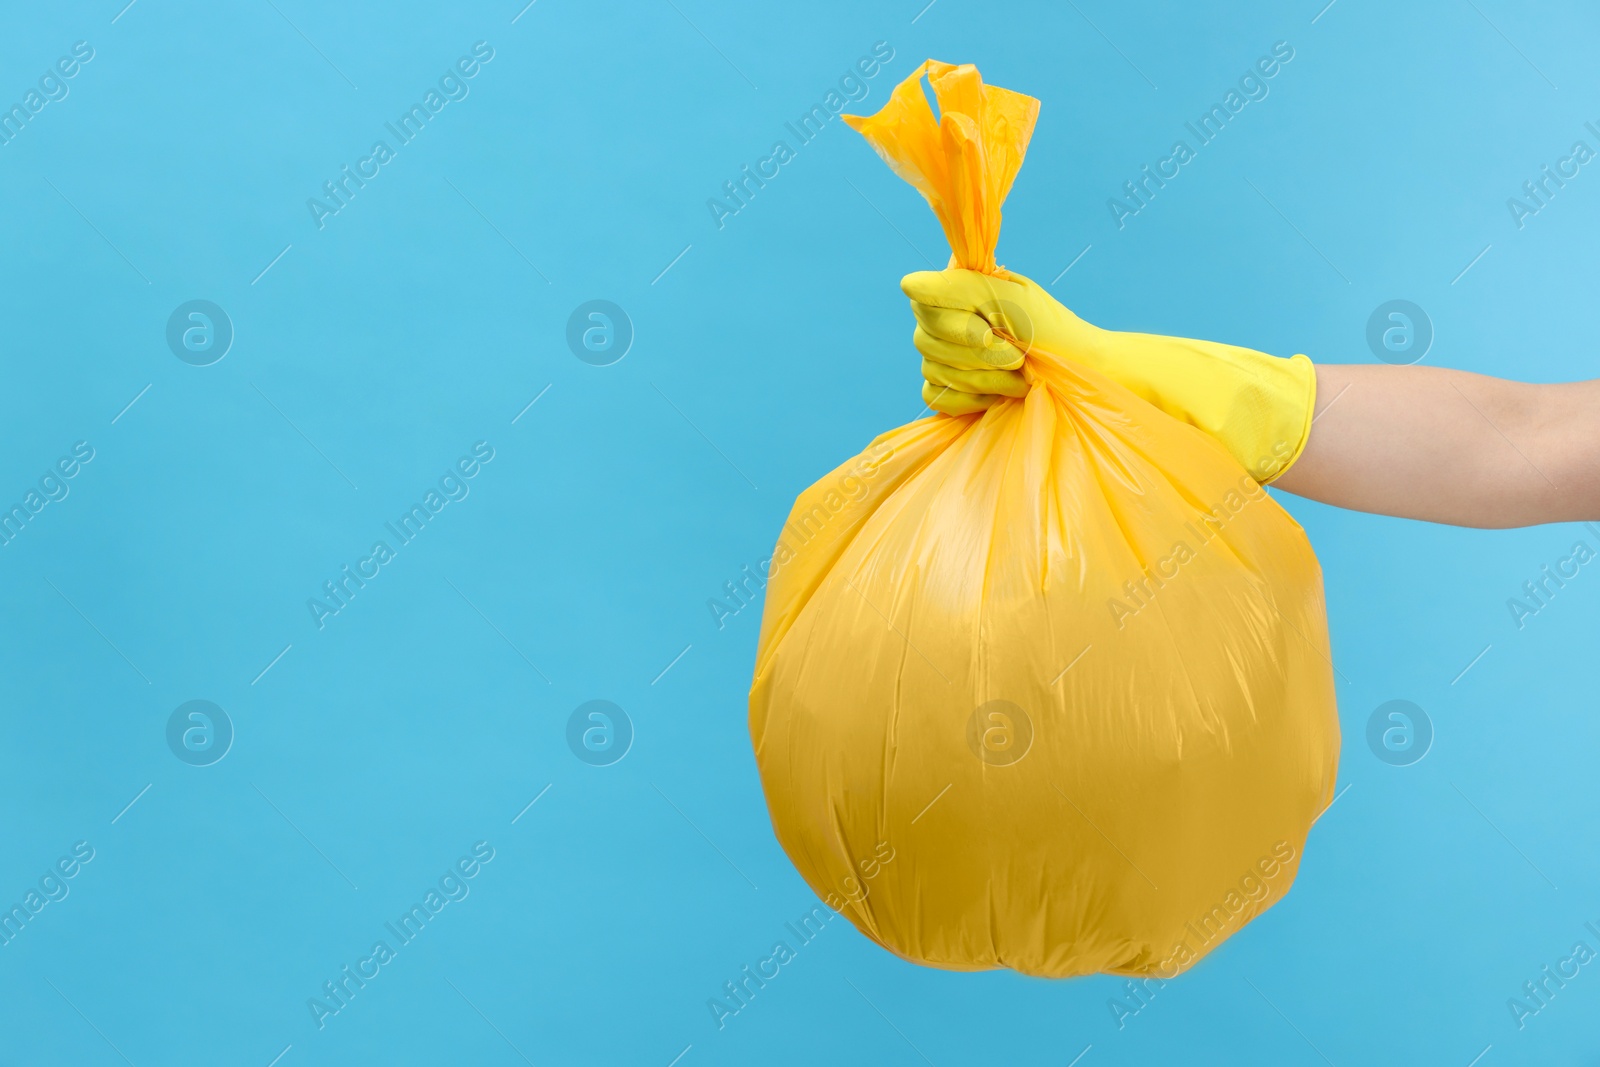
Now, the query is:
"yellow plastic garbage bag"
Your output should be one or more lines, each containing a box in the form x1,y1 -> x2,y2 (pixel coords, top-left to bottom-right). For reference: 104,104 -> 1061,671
747,60 -> 1339,979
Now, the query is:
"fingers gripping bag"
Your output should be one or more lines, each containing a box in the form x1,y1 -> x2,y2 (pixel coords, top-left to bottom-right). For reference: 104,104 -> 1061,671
746,60 -> 1340,979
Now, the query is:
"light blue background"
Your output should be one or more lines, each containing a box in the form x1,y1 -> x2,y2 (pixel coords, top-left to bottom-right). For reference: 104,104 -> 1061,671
1,0 -> 1597,1063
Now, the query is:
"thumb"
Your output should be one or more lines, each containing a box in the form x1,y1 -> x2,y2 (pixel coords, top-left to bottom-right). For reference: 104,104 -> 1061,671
900,268 -> 1025,313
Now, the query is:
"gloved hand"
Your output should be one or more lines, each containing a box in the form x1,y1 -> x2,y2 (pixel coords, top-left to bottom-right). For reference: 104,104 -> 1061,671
904,268 -> 1317,482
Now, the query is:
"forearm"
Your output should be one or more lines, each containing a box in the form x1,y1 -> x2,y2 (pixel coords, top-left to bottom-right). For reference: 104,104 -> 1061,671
1271,364 -> 1600,528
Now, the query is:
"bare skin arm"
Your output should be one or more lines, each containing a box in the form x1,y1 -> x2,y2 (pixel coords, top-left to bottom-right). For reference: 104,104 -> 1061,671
1270,365 -> 1600,529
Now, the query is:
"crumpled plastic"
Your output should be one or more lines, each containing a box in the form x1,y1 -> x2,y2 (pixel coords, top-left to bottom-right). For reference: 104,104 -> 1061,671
747,60 -> 1339,978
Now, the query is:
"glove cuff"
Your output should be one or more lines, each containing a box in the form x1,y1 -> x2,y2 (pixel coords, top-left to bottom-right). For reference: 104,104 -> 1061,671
1259,354 -> 1317,484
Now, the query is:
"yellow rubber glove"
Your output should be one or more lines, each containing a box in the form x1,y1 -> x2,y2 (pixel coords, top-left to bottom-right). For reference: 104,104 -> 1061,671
905,268 -> 1317,482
